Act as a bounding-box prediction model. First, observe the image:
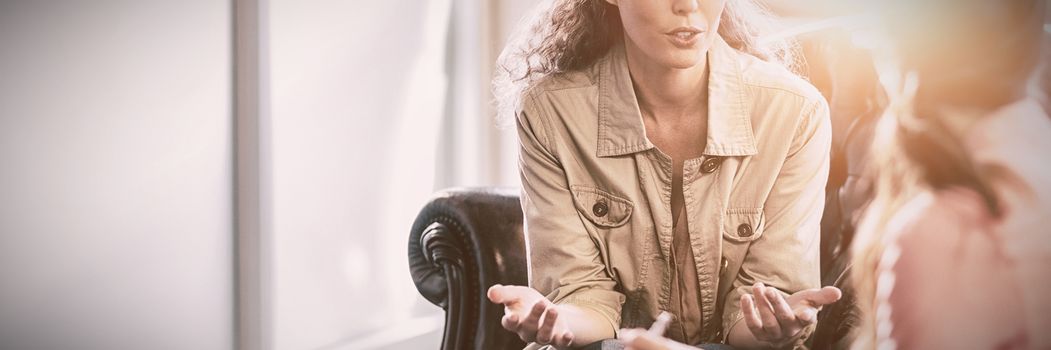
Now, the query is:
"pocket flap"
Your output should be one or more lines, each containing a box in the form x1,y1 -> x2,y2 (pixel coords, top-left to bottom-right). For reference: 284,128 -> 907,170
723,207 -> 764,243
570,185 -> 633,228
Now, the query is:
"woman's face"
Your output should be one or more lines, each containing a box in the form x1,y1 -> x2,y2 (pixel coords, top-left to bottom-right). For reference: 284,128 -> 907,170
607,0 -> 727,69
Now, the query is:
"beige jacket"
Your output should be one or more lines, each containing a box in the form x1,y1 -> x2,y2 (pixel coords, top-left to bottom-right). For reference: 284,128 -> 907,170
516,36 -> 830,346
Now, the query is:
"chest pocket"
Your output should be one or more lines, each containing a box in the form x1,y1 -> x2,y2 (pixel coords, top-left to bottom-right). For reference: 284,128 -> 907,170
570,185 -> 633,227
723,207 -> 764,243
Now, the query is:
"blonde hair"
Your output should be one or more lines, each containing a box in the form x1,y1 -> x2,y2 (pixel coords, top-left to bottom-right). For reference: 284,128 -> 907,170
848,78 -> 930,348
493,0 -> 799,126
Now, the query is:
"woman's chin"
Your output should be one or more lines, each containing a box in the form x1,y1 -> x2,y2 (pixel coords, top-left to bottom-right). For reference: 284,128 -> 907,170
661,53 -> 706,70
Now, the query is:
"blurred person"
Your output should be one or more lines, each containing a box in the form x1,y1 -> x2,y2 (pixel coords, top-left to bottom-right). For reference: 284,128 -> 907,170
488,0 -> 841,348
850,0 -> 1050,349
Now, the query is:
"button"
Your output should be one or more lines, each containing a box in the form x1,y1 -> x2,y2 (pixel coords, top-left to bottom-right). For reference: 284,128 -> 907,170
720,257 -> 729,272
737,223 -> 753,237
592,200 -> 609,217
701,157 -> 722,173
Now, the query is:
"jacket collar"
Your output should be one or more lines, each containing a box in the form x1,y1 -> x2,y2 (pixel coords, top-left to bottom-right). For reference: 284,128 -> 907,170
596,36 -> 757,157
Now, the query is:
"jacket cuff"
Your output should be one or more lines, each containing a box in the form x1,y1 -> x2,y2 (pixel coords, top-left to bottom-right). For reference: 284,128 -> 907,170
722,310 -> 745,343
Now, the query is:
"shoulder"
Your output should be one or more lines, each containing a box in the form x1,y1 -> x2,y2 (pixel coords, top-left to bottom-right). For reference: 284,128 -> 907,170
736,52 -> 826,115
521,65 -> 600,114
967,98 -> 1051,256
967,98 -> 1051,199
518,64 -> 602,131
728,52 -> 829,155
516,64 -> 603,150
524,62 -> 601,103
737,52 -> 823,103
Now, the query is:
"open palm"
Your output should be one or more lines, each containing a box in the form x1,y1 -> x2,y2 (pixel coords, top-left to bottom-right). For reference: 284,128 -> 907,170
488,284 -> 575,348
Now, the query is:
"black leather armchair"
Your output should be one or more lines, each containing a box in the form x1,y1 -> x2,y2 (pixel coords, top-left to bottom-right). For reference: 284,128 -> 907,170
408,187 -> 858,350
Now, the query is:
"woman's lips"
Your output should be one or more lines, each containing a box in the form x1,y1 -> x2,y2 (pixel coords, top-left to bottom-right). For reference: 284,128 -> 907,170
667,27 -> 703,48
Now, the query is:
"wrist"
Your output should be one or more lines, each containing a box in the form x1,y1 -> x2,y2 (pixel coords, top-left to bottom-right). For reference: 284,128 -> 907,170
554,304 -> 615,346
764,323 -> 816,350
726,320 -> 814,350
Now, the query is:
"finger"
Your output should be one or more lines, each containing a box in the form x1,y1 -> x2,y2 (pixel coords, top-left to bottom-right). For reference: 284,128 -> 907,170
618,328 -> 643,342
751,283 -> 767,316
552,329 -> 574,349
618,328 -> 650,350
623,331 -> 668,350
521,299 -> 548,333
799,286 -> 843,307
515,301 -> 547,343
487,284 -> 506,303
767,288 -> 795,321
487,284 -> 530,305
753,282 -> 765,296
501,313 -> 520,332
796,307 -> 819,324
487,284 -> 502,301
742,294 -> 768,341
536,307 -> 559,344
754,287 -> 782,339
766,288 -> 800,335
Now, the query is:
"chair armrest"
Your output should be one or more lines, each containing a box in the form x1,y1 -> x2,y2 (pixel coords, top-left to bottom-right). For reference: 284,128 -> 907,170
810,258 -> 859,350
408,187 -> 528,350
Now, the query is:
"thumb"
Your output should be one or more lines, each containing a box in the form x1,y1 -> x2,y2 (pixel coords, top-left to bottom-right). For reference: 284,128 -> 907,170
800,286 -> 842,307
618,328 -> 643,343
620,330 -> 671,350
487,284 -> 509,303
487,284 -> 530,305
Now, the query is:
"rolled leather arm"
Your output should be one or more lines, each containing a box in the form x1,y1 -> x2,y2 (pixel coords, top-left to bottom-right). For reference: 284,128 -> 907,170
408,187 -> 529,350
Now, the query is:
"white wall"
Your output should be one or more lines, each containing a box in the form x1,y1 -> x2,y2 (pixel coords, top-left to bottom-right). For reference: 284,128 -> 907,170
265,1 -> 535,349
267,1 -> 444,349
0,1 -> 233,349
265,0 -> 539,348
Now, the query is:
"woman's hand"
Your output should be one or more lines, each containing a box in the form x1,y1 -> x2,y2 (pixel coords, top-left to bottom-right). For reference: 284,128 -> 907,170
737,283 -> 842,348
617,328 -> 697,350
487,284 -> 575,349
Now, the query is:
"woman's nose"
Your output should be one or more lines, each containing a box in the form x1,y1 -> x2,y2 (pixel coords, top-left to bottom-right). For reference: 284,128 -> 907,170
672,0 -> 700,15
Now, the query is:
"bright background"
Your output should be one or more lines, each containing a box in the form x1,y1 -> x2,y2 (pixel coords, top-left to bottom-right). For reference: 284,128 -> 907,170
1,1 -> 1047,350
0,0 -> 529,349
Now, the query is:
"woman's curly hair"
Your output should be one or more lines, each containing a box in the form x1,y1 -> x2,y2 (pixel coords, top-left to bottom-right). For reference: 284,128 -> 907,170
493,0 -> 799,126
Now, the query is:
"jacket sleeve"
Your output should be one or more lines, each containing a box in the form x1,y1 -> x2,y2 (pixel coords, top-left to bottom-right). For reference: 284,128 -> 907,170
722,98 -> 831,344
516,93 -> 626,341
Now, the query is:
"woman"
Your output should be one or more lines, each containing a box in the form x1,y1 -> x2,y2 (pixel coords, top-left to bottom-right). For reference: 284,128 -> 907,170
487,0 -> 841,349
851,0 -> 1050,348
